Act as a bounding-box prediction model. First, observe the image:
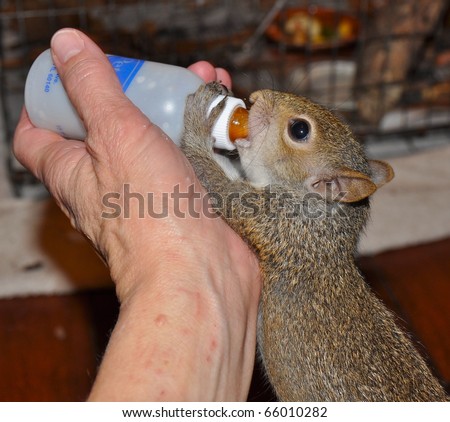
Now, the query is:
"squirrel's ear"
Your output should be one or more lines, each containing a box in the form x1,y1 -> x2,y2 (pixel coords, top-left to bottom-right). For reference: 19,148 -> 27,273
307,161 -> 394,203
368,160 -> 394,188
307,168 -> 377,203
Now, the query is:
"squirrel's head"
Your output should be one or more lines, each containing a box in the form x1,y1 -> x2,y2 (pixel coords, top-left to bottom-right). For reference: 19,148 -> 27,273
235,89 -> 393,203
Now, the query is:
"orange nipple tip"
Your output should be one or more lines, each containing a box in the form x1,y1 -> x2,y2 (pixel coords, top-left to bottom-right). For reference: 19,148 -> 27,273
229,107 -> 249,142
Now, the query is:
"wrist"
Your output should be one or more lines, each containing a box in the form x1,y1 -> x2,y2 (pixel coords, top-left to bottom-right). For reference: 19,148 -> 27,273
91,218 -> 261,401
90,240 -> 259,401
91,271 -> 223,400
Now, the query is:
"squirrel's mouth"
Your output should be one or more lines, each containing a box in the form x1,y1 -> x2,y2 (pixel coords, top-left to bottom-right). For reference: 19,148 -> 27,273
233,100 -> 258,149
234,93 -> 271,150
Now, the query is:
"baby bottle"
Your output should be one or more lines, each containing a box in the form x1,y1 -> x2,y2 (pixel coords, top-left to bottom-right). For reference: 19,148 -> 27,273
24,49 -> 248,150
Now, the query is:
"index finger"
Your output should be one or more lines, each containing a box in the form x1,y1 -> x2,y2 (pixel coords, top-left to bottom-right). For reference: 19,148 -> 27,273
13,106 -> 86,185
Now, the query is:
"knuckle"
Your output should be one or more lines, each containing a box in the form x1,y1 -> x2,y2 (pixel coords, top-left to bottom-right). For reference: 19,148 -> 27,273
86,104 -> 156,161
62,56 -> 126,128
63,57 -> 104,98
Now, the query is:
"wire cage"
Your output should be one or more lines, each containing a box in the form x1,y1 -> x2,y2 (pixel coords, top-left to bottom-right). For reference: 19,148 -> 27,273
1,0 -> 450,196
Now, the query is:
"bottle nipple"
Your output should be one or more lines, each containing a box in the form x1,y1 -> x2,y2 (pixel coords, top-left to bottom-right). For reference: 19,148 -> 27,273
228,107 -> 249,141
209,95 -> 248,150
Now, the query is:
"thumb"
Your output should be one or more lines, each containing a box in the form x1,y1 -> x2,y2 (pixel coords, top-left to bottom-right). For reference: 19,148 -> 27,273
50,28 -> 148,144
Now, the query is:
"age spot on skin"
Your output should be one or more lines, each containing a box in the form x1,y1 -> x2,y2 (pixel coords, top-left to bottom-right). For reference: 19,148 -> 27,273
210,339 -> 218,351
154,314 -> 168,327
206,339 -> 218,364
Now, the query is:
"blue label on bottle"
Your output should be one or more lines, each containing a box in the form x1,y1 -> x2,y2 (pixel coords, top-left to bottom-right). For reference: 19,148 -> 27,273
43,65 -> 60,93
108,55 -> 144,92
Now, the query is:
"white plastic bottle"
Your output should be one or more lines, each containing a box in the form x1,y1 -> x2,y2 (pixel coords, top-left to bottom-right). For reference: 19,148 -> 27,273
24,49 -> 248,150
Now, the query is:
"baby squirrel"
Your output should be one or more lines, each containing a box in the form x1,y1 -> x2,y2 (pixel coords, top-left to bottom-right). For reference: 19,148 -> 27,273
180,83 -> 448,401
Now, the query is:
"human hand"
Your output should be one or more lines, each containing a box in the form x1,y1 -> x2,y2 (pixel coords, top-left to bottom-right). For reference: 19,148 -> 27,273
13,28 -> 261,401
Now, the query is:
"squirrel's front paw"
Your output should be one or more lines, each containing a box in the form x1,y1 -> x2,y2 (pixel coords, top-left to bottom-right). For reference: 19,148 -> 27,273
181,82 -> 228,152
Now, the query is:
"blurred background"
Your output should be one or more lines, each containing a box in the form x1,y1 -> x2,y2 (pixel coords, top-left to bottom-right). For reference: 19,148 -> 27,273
0,0 -> 449,401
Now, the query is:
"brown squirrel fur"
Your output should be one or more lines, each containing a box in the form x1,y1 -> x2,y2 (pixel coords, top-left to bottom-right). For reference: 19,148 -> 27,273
181,83 -> 448,401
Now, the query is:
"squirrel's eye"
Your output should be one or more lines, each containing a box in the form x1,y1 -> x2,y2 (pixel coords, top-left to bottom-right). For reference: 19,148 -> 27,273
288,119 -> 310,142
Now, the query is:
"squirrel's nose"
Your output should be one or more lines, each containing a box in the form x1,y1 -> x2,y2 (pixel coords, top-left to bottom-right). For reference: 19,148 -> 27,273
249,90 -> 263,104
249,89 -> 274,104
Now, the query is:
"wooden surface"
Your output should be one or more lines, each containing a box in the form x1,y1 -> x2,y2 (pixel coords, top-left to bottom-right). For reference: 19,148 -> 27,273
0,291 -> 118,401
0,238 -> 449,401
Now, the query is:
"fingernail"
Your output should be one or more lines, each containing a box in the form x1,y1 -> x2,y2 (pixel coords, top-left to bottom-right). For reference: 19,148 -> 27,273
51,29 -> 85,64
